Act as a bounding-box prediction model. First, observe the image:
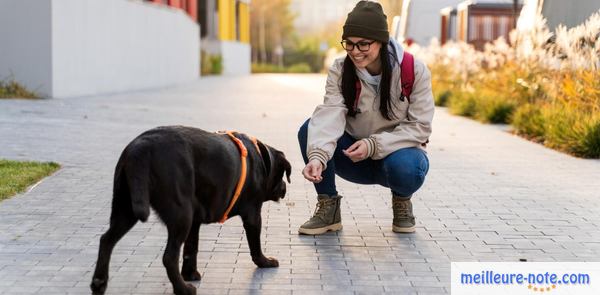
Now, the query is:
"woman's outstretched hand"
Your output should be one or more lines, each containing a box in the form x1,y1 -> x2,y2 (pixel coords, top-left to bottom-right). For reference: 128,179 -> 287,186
343,140 -> 369,162
302,159 -> 323,183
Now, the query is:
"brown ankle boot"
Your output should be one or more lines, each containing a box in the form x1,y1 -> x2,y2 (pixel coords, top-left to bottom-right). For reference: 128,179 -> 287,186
298,195 -> 342,235
392,197 -> 415,233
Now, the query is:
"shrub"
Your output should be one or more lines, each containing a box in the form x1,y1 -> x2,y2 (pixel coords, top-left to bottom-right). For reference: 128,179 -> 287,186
434,90 -> 451,106
543,105 -> 600,158
430,62 -> 460,107
284,35 -> 326,73
251,63 -> 285,73
201,51 -> 223,75
0,78 -> 38,99
475,93 -> 516,124
410,9 -> 600,158
512,104 -> 546,141
448,91 -> 477,117
210,55 -> 223,74
481,100 -> 515,124
286,63 -> 312,73
581,121 -> 600,158
251,63 -> 312,73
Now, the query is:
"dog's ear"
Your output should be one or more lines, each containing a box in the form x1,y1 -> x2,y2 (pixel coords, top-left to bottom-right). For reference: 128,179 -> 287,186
256,140 -> 271,175
283,156 -> 291,183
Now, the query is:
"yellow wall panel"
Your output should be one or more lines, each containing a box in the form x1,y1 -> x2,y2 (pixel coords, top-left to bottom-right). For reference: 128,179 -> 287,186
218,0 -> 233,40
229,0 -> 236,40
219,0 -> 249,42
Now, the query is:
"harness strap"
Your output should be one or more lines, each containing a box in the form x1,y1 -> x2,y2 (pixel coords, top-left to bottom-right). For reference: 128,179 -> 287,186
218,131 -> 248,223
249,136 -> 261,156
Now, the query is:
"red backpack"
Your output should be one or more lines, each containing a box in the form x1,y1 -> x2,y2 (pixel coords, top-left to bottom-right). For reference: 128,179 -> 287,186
354,51 -> 415,109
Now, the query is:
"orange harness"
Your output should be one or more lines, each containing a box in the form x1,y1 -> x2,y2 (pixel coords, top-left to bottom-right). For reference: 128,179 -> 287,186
217,131 -> 261,223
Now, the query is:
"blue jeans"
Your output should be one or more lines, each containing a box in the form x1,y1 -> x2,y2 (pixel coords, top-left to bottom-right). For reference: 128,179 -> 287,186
298,119 -> 429,198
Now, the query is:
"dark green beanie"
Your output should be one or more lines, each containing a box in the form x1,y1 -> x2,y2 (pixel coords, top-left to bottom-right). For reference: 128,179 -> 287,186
342,1 -> 389,43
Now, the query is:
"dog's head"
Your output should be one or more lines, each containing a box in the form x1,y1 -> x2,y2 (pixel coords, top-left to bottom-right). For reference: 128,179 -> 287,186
256,141 -> 291,202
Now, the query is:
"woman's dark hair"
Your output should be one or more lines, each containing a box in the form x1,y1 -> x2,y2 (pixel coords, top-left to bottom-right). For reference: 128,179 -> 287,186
341,42 -> 398,120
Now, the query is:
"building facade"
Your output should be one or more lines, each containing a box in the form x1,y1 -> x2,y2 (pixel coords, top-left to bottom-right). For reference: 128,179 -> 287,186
517,0 -> 600,32
0,0 -> 200,98
456,0 -> 523,50
198,0 -> 251,75
392,0 -> 464,46
147,0 -> 198,20
148,0 -> 251,75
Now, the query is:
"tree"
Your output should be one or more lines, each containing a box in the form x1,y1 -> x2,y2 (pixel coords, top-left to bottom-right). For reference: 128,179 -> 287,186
250,0 -> 296,64
380,0 -> 404,27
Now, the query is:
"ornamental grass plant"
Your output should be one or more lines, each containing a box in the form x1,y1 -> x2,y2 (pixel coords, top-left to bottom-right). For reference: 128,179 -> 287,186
413,10 -> 600,158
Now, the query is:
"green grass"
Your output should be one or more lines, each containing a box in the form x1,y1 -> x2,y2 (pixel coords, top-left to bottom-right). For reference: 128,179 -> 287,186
0,159 -> 60,202
0,79 -> 38,99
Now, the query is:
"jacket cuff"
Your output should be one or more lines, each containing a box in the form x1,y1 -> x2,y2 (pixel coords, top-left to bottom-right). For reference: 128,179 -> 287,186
362,137 -> 378,158
308,149 -> 328,170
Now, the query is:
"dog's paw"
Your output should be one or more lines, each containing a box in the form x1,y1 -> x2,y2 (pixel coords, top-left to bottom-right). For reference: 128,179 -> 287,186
254,256 -> 279,268
182,270 -> 201,281
174,283 -> 196,295
90,278 -> 107,294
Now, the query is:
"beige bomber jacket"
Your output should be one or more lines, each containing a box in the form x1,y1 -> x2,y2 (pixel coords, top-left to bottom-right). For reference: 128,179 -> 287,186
306,55 -> 435,169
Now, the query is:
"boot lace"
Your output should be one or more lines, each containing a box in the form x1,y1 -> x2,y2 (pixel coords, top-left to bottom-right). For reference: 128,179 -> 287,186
393,200 -> 411,218
313,199 -> 334,220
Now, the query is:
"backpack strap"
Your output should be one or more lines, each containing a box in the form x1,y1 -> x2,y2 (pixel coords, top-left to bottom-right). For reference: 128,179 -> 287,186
353,51 -> 416,110
354,80 -> 362,111
400,51 -> 415,103
399,52 -> 428,146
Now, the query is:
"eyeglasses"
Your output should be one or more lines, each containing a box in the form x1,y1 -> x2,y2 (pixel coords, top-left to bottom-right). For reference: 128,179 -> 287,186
340,40 -> 376,52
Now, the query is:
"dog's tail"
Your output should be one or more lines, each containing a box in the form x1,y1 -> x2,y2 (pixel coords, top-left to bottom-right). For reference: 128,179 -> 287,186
116,150 -> 151,222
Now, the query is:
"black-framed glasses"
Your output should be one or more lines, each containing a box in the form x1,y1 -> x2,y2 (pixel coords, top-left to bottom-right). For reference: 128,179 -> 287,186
340,40 -> 376,52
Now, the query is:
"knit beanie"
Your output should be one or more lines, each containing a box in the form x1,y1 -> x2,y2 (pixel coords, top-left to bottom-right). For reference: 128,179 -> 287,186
342,1 -> 389,43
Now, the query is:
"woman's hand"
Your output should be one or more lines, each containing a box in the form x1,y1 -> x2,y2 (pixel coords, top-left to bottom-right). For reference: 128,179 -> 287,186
343,140 -> 369,162
302,159 -> 323,183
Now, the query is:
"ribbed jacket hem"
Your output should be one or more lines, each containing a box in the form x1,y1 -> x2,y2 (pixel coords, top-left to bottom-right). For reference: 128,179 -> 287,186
308,149 -> 329,170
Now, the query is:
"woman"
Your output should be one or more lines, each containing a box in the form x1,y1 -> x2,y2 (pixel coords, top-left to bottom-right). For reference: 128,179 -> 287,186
297,1 -> 434,235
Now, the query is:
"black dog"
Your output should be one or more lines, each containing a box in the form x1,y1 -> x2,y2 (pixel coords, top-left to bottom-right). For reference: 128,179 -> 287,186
90,126 -> 291,295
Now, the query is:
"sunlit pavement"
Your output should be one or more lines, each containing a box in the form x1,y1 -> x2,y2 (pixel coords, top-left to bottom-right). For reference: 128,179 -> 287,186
1,74 -> 599,294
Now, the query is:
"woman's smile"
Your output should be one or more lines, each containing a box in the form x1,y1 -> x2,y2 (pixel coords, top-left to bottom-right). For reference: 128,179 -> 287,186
345,37 -> 382,71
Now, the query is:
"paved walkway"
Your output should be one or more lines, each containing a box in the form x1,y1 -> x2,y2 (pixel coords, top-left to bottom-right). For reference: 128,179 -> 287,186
1,74 -> 599,295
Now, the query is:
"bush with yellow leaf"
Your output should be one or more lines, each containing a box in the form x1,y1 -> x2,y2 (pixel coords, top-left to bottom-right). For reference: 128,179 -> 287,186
412,10 -> 600,158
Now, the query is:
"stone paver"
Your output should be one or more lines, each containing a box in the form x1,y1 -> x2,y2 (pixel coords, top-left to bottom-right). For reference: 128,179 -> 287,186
1,74 -> 599,294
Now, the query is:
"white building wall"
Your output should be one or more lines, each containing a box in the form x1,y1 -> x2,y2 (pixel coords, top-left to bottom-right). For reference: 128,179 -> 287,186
542,0 -> 600,31
399,0 -> 464,46
221,41 -> 250,75
0,0 -> 200,98
0,0 -> 53,96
